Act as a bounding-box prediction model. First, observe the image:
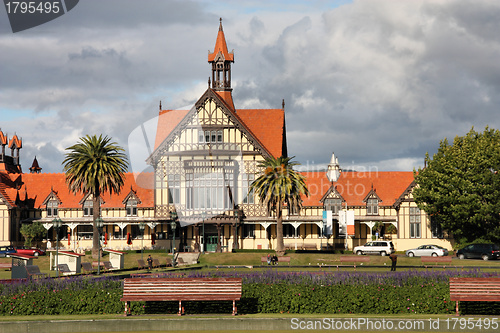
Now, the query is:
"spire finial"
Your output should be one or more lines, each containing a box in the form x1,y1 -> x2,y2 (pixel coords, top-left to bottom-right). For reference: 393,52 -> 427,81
159,100 -> 162,111
219,17 -> 223,31
282,99 -> 285,109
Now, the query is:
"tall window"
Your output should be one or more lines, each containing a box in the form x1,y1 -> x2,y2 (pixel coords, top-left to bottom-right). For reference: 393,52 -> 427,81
46,199 -> 58,217
410,207 -> 421,238
324,198 -> 342,215
187,171 -> 234,210
242,173 -> 255,204
168,174 -> 180,204
83,200 -> 93,216
126,199 -> 138,216
366,198 -> 379,215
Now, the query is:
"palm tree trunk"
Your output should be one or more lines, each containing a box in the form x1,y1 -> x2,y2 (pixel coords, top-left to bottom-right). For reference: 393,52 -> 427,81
276,201 -> 285,255
92,195 -> 100,259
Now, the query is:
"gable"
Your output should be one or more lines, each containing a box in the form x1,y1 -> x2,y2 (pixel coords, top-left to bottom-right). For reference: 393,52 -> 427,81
149,88 -> 283,164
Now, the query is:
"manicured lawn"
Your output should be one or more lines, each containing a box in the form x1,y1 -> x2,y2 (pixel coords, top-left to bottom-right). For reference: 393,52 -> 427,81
1,251 -> 499,279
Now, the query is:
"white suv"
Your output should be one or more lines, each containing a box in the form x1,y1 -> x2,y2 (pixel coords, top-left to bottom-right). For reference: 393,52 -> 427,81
353,241 -> 395,256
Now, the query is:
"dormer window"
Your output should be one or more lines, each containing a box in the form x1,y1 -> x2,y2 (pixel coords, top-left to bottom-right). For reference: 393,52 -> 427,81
46,199 -> 58,217
83,200 -> 93,216
366,198 -> 379,215
126,199 -> 138,216
324,198 -> 342,215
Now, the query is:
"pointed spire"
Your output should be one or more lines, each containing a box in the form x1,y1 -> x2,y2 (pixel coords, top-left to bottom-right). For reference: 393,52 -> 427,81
30,156 -> 42,173
208,18 -> 234,63
326,152 -> 341,183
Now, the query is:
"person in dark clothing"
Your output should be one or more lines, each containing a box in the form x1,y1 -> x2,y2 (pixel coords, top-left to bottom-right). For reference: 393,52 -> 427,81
271,255 -> 278,265
147,255 -> 153,270
389,253 -> 397,271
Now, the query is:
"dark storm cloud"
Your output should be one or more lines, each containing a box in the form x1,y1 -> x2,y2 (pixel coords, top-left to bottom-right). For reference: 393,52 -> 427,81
3,0 -> 500,173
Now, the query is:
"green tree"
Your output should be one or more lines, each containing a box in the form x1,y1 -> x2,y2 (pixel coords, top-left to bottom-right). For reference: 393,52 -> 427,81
63,135 -> 128,258
413,127 -> 500,246
250,156 -> 309,254
20,222 -> 46,247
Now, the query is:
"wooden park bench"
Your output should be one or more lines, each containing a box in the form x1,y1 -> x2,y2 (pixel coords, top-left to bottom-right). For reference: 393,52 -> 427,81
137,259 -> 146,270
92,261 -> 115,271
152,259 -> 160,268
166,257 -> 173,267
121,278 -> 242,316
0,263 -> 12,270
339,256 -> 370,270
57,263 -> 75,275
421,256 -> 452,269
449,277 -> 500,316
81,262 -> 94,274
278,256 -> 291,265
25,265 -> 47,279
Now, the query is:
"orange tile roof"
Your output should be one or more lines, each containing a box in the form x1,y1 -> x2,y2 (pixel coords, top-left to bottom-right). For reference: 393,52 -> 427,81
301,171 -> 415,207
154,109 -> 190,150
236,109 -> 285,158
18,172 -> 153,209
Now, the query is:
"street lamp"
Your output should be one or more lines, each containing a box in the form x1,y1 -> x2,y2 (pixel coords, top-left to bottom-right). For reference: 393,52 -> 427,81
52,217 -> 63,278
326,152 -> 348,250
95,218 -> 104,275
201,212 -> 206,253
139,221 -> 146,261
170,212 -> 177,266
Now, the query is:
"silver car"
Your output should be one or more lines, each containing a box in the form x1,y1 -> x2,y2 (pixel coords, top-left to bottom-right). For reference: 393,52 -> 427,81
405,245 -> 449,257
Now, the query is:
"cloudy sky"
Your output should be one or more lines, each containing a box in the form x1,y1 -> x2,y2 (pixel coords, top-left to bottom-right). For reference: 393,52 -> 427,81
1,0 -> 500,174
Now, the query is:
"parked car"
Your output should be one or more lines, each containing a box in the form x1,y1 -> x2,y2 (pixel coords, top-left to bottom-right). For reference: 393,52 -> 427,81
353,241 -> 395,256
0,246 -> 16,257
456,243 -> 500,261
15,246 -> 46,257
405,244 -> 449,257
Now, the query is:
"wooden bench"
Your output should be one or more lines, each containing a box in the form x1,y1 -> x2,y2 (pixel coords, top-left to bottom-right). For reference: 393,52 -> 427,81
421,256 -> 452,268
92,261 -> 115,271
137,259 -> 146,270
278,256 -> 291,265
25,265 -> 47,279
121,278 -> 242,316
340,256 -> 370,269
0,263 -> 12,270
152,259 -> 160,268
166,258 -> 173,267
57,263 -> 75,275
449,277 -> 500,316
81,262 -> 94,274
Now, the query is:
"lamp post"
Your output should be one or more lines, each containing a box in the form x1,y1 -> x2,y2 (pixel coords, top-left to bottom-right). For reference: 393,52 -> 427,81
95,218 -> 104,275
139,221 -> 146,261
326,152 -> 346,249
170,212 -> 177,266
201,212 -> 206,253
52,217 -> 63,278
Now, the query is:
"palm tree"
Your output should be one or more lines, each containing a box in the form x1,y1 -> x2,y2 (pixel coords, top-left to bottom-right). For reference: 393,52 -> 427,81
250,156 -> 309,254
63,135 -> 128,258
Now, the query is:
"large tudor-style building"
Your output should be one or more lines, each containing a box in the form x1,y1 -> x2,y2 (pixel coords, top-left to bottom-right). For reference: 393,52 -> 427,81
0,21 -> 453,253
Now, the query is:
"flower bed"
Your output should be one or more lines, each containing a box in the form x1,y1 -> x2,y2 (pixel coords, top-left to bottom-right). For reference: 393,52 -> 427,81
0,269 -> 497,315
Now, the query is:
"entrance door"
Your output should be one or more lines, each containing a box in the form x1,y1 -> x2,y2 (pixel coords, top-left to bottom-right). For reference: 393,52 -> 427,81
206,236 -> 218,252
